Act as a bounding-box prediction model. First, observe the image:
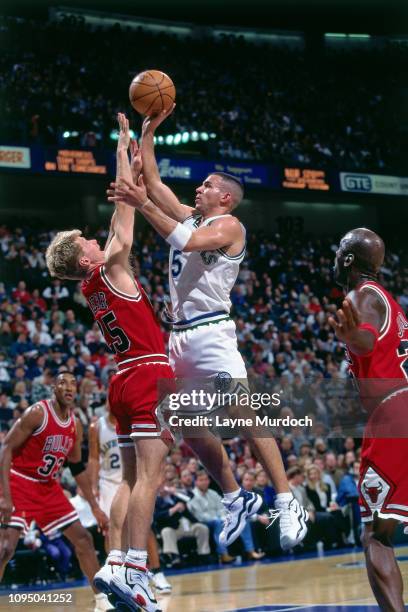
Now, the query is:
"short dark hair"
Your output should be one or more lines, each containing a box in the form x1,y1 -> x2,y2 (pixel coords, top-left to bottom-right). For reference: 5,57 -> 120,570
196,469 -> 209,479
287,466 -> 303,479
211,172 -> 244,208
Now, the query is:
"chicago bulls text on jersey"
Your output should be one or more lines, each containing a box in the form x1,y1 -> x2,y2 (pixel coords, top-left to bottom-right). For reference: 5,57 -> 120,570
82,264 -> 174,445
8,400 -> 79,535
346,281 -> 408,524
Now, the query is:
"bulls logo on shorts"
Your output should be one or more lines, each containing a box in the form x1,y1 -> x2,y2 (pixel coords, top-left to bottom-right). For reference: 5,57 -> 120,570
360,466 -> 391,512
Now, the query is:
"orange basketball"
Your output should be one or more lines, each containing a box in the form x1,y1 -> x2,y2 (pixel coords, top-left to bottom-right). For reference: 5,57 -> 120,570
129,70 -> 176,116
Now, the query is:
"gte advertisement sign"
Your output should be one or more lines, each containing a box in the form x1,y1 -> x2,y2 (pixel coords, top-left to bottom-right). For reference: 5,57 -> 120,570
340,172 -> 408,196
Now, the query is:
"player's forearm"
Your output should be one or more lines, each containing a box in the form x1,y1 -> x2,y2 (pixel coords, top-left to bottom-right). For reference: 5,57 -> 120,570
141,131 -> 161,185
0,446 -> 13,499
74,471 -> 99,510
140,199 -> 177,238
87,458 -> 100,495
346,329 -> 376,355
115,149 -> 136,234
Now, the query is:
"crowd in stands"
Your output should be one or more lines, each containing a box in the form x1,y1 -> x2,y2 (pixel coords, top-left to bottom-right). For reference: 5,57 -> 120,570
0,15 -> 406,171
1,221 -> 407,583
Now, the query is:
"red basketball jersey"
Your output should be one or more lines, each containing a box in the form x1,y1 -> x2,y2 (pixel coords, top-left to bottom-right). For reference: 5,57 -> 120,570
81,264 -> 168,370
346,280 -> 408,405
12,399 -> 76,482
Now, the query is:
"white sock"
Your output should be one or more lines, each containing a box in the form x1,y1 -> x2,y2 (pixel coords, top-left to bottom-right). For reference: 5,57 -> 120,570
275,492 -> 293,505
95,593 -> 107,600
107,549 -> 125,564
223,488 -> 241,502
125,548 -> 148,569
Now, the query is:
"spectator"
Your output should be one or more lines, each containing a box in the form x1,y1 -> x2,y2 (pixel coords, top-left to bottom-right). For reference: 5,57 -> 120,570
305,465 -> 347,550
154,482 -> 211,568
188,469 -> 235,564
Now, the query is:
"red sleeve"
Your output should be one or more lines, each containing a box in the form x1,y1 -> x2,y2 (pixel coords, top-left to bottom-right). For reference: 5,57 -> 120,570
358,322 -> 380,341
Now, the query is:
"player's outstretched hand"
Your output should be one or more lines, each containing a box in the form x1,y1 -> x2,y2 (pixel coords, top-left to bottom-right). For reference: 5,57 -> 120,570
130,138 -> 142,181
107,176 -> 148,210
117,112 -> 131,151
328,298 -> 361,344
142,103 -> 176,136
0,495 -> 14,525
92,505 -> 109,534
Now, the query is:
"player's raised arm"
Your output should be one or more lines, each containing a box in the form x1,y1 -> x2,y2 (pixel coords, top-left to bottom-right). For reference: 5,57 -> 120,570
104,114 -> 138,283
141,109 -> 194,222
328,289 -> 385,355
0,404 -> 44,524
107,181 -> 243,253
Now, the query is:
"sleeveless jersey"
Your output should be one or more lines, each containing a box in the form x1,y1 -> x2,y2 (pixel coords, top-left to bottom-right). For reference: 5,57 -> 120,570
12,399 -> 76,483
169,214 -> 246,329
98,415 -> 121,484
81,264 -> 168,370
346,280 -> 408,405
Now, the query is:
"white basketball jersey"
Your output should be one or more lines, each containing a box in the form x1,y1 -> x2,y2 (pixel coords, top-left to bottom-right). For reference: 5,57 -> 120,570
168,214 -> 245,329
98,416 -> 121,484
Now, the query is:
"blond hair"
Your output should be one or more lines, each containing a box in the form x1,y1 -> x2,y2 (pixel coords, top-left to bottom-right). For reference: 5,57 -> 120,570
306,464 -> 328,492
46,230 -> 85,279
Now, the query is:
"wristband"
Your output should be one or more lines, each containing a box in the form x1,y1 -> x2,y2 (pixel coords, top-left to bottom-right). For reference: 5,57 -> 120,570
166,223 -> 192,250
358,323 -> 380,341
68,460 -> 86,476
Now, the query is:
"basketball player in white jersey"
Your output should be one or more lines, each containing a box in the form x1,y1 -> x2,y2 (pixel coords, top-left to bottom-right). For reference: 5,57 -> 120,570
88,406 -> 171,594
107,110 -> 308,550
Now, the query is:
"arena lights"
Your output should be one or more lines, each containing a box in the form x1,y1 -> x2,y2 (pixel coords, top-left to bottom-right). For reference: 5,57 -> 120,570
325,33 -> 370,39
108,130 -> 216,145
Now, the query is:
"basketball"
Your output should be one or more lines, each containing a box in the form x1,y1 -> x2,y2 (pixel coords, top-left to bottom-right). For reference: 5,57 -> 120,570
129,70 -> 176,116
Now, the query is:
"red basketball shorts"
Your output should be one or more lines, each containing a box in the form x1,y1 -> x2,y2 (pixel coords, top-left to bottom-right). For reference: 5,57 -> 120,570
8,470 -> 79,535
108,362 -> 175,447
359,388 -> 408,523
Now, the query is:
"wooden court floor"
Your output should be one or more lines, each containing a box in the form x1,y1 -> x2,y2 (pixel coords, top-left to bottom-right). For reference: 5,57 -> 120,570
1,546 -> 407,611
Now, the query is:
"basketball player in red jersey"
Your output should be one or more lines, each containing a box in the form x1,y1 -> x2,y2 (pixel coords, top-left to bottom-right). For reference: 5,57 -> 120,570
45,114 -> 173,612
329,228 -> 408,611
0,372 -> 112,612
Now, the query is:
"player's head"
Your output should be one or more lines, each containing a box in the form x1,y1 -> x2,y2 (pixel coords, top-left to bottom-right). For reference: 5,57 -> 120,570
195,172 -> 244,215
334,227 -> 385,288
53,372 -> 77,408
46,230 -> 104,280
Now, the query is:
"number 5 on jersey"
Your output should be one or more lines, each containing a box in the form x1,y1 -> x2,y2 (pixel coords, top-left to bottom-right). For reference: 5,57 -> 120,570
98,310 -> 130,353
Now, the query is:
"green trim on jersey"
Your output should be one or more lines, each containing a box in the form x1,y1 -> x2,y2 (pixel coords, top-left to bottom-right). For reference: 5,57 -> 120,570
172,315 -> 231,332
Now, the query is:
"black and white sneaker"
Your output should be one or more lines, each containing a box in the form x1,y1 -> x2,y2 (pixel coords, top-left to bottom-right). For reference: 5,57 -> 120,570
268,495 -> 309,550
219,488 -> 263,546
93,560 -> 123,595
110,563 -> 162,612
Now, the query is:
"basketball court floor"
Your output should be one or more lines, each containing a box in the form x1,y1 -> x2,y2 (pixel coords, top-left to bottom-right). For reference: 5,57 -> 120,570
1,546 -> 407,611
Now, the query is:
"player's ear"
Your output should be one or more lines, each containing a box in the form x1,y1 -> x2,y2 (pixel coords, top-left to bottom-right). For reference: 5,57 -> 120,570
79,256 -> 90,269
344,253 -> 354,267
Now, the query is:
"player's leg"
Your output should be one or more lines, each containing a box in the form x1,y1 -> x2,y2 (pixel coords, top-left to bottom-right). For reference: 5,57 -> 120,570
127,437 -> 168,552
240,435 -> 309,549
362,516 -> 405,611
109,445 -> 136,554
94,444 -> 136,594
184,434 -> 238,493
110,436 -> 169,612
148,530 -> 172,594
63,520 -> 101,593
63,520 -> 114,611
0,526 -> 21,580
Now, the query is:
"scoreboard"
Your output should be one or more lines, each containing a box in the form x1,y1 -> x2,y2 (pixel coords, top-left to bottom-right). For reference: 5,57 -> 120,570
44,150 -> 107,174
282,168 -> 330,191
